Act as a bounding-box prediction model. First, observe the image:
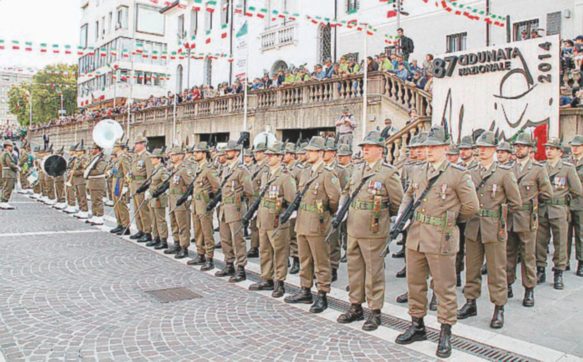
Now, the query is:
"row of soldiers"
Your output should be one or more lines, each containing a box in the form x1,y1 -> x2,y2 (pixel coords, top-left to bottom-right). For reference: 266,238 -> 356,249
7,126 -> 583,358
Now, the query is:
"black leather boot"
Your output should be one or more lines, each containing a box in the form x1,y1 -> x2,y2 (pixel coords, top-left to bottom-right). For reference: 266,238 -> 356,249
429,292 -> 438,311
331,268 -> 338,282
396,292 -> 408,304
229,266 -> 246,283
247,247 -> 259,258
130,231 -> 144,240
154,239 -> 168,250
577,261 -> 583,277
309,291 -> 328,313
110,225 -> 123,234
146,236 -> 160,247
337,304 -> 364,324
200,258 -> 214,271
523,288 -> 534,307
215,263 -> 235,277
164,243 -> 180,255
490,305 -> 504,329
187,254 -> 206,266
340,253 -> 347,263
507,284 -> 513,298
174,247 -> 188,259
214,241 -> 222,249
271,280 -> 285,298
481,263 -> 488,275
284,287 -> 313,304
362,309 -> 381,331
456,273 -> 462,287
116,227 -> 131,236
392,247 -> 405,258
554,270 -> 564,290
289,257 -> 300,274
537,266 -> 546,284
457,299 -> 477,319
396,266 -> 406,278
137,233 -> 152,243
436,324 -> 452,358
249,279 -> 274,291
395,317 -> 427,345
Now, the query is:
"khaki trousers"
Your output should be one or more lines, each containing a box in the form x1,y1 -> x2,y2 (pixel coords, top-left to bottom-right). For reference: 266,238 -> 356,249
151,207 -> 168,239
46,177 -> 55,199
507,230 -> 537,289
20,170 -> 30,189
537,210 -> 568,271
259,227 -> 290,282
250,218 -> 259,249
193,213 -> 215,258
55,176 -> 65,203
131,190 -> 152,233
464,236 -> 508,306
220,219 -> 247,267
113,193 -> 130,227
298,234 -> 331,292
289,218 -> 298,258
347,236 -> 385,310
1,178 -> 15,202
407,248 -> 457,325
328,229 -> 341,270
88,179 -> 105,217
33,180 -> 41,195
170,207 -> 191,248
568,210 -> 583,262
66,184 -> 76,207
74,182 -> 88,212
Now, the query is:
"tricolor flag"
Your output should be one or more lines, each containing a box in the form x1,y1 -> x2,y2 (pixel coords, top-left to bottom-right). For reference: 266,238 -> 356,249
205,30 -> 212,44
52,44 -> 60,54
206,0 -> 217,13
0,40 -> 4,50
77,46 -> 84,56
25,41 -> 33,52
221,24 -> 228,38
193,0 -> 202,11
257,8 -> 268,19
11,40 -> 20,50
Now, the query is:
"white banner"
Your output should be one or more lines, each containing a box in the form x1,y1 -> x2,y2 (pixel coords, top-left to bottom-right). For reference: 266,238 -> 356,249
431,35 -> 560,143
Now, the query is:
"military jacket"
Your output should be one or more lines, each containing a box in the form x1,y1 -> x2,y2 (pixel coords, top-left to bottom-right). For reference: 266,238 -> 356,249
286,160 -> 304,184
295,161 -> 341,236
192,160 -> 220,215
465,162 -> 522,243
130,150 -> 152,183
168,162 -> 194,212
86,154 -> 107,190
1,150 -> 18,179
327,160 -> 350,190
509,159 -> 552,232
18,149 -> 29,169
257,165 -> 297,230
402,161 -> 479,255
250,159 -> 269,195
540,159 -> 583,219
149,163 -> 169,208
71,154 -> 89,186
218,161 -> 254,223
346,160 -> 403,239
570,156 -> 583,211
112,153 -> 131,196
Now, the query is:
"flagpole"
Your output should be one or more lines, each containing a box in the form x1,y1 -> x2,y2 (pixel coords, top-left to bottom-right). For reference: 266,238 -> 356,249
361,23 -> 368,140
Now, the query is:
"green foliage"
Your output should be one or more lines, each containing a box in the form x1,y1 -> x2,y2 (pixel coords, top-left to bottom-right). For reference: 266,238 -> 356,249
7,63 -> 78,126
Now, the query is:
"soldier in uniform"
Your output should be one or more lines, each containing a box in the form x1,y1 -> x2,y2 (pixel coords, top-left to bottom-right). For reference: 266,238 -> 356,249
248,142 -> 297,298
506,133 -> 552,307
536,138 -> 583,289
165,146 -> 194,259
53,147 -> 67,210
145,149 -> 169,249
109,141 -> 131,235
63,144 -> 79,214
323,138 -> 349,282
445,144 -> 460,164
31,146 -> 43,199
459,136 -> 478,169
104,155 -> 115,207
85,143 -> 108,225
283,143 -> 303,274
71,143 -> 90,220
496,142 -> 514,166
186,142 -> 220,268
457,132 -> 522,329
214,140 -> 254,282
18,143 -> 31,193
337,144 -> 353,263
568,135 -> 583,276
337,131 -> 403,331
0,140 -> 18,210
42,146 -> 57,206
284,136 -> 341,313
129,136 -> 153,243
247,143 -> 268,258
395,126 -> 479,358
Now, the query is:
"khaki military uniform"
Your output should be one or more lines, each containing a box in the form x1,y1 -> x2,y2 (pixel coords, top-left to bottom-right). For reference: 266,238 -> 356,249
346,160 -> 403,309
340,162 -> 355,253
257,166 -> 297,282
218,161 -> 254,267
1,150 -> 18,202
286,160 -> 304,258
168,162 -> 194,248
54,153 -> 66,203
86,154 -> 108,217
18,149 -> 30,190
70,155 -> 89,212
130,150 -> 153,233
148,163 -> 169,240
327,160 -> 350,271
464,163 -> 522,306
112,153 -> 131,227
249,159 -> 268,249
105,158 -> 114,202
404,161 -> 479,325
456,158 -> 478,275
507,159 -> 552,289
192,160 -> 220,258
296,161 -> 341,292
537,160 -> 583,271
568,156 -> 583,264
65,157 -> 77,208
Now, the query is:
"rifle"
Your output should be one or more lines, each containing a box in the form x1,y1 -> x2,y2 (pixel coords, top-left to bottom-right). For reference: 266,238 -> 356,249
325,173 -> 376,242
278,173 -> 320,226
132,166 -> 162,196
151,166 -> 181,199
232,176 -> 278,237
205,168 -> 235,212
175,167 -> 204,208
380,169 -> 445,257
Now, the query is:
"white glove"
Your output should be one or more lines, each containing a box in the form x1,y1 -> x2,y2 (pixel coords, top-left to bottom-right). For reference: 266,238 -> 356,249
145,191 -> 152,201
66,182 -> 72,188
187,196 -> 192,202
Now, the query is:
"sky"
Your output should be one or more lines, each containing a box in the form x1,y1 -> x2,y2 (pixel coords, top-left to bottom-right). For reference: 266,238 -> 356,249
0,0 -> 81,71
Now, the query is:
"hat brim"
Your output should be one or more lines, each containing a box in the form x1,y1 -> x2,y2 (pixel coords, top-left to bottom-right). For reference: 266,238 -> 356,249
358,141 -> 384,147
422,140 -> 448,147
569,141 -> 583,146
512,141 -> 532,146
303,145 -> 322,151
474,141 -> 496,147
543,143 -> 562,148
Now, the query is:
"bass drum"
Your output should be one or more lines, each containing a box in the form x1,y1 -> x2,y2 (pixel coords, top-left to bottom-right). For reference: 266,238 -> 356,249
42,155 -> 67,177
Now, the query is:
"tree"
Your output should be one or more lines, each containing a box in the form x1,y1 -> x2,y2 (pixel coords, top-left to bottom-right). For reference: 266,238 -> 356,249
7,63 -> 78,126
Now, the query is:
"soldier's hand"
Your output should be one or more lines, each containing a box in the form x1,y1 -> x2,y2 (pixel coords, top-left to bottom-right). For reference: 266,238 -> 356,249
66,182 -> 72,187
122,186 -> 128,195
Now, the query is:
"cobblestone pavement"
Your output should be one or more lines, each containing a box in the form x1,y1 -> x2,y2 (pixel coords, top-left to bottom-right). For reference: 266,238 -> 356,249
0,198 -> 433,362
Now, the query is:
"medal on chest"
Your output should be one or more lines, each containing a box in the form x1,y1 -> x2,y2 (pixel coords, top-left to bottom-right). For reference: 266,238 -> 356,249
554,176 -> 566,189
492,184 -> 498,198
440,184 -> 447,200
137,160 -> 144,169
269,184 -> 279,198
173,175 -> 181,184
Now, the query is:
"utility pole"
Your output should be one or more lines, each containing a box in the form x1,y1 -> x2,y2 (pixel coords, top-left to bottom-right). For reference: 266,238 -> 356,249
486,0 -> 491,46
361,23 -> 368,140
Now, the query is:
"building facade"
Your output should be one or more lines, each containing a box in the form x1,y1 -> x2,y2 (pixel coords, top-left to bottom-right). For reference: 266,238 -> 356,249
0,71 -> 33,126
77,0 -> 169,107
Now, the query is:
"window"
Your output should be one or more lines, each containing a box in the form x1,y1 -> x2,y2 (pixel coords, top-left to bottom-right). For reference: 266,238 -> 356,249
116,6 -> 128,30
95,21 -> 100,41
136,4 -> 165,36
221,0 -> 230,26
446,32 -> 467,53
205,4 -> 213,31
102,16 -> 106,38
319,24 -> 331,63
546,12 -> 561,36
190,9 -> 199,36
80,24 -> 88,49
513,19 -> 539,41
178,14 -> 185,43
108,12 -> 113,34
346,0 -> 359,14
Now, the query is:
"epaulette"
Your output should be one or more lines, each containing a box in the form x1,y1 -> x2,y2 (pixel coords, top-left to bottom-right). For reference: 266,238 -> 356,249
563,161 -> 575,167
295,163 -> 305,169
451,163 -> 466,171
382,162 -> 395,169
498,164 -> 512,170
532,161 -> 544,167
467,164 -> 479,170
325,165 -> 335,172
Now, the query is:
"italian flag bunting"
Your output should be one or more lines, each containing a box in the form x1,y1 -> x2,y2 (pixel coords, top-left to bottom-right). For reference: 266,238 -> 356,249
0,40 -> 4,50
193,0 -> 202,11
245,5 -> 255,17
11,40 -> 20,50
205,30 -> 212,44
52,44 -> 60,54
221,24 -> 228,38
206,0 -> 217,13
151,50 -> 158,59
25,41 -> 33,52
257,8 -> 268,19
77,46 -> 84,56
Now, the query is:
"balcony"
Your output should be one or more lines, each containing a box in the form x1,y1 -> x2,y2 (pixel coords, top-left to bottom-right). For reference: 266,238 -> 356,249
260,23 -> 296,51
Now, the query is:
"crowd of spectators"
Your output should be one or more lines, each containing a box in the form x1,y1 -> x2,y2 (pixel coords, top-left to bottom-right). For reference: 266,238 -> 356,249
560,35 -> 583,109
0,122 -> 26,140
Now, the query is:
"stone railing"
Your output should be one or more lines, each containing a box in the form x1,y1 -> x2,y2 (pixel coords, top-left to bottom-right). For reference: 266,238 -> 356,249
379,72 -> 432,117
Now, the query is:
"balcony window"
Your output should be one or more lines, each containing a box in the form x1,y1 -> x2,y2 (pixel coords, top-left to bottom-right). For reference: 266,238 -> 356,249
513,19 -> 539,41
116,6 -> 128,30
446,32 -> 467,53
80,24 -> 88,49
190,9 -> 199,36
346,0 -> 359,14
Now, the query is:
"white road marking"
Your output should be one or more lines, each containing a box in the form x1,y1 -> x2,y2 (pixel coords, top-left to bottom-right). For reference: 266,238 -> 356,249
0,229 -> 102,238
